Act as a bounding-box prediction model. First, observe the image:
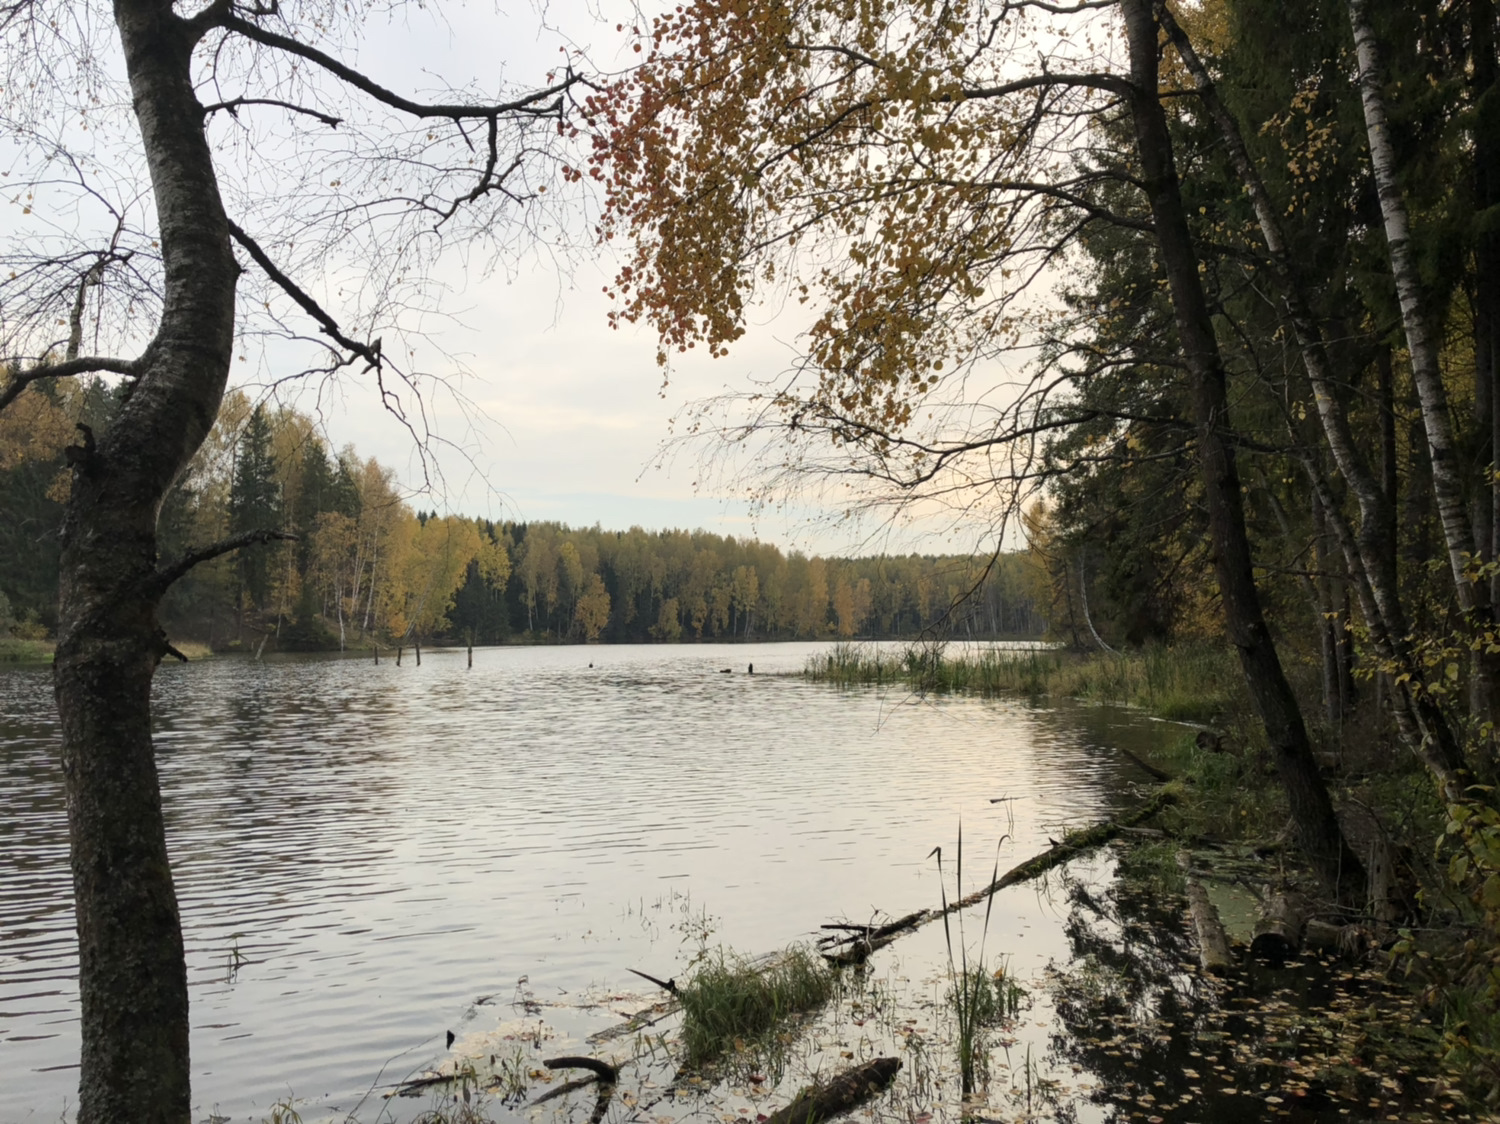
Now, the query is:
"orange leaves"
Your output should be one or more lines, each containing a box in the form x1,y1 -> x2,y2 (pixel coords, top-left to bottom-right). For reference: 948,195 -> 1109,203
592,0 -> 1091,436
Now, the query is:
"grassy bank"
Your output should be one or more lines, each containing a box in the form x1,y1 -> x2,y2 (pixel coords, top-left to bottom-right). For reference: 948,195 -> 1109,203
804,642 -> 1244,724
0,637 -> 54,664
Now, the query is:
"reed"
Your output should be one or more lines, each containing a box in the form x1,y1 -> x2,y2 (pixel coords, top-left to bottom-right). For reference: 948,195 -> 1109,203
805,642 -> 1241,723
932,826 -> 1021,1101
0,637 -> 54,664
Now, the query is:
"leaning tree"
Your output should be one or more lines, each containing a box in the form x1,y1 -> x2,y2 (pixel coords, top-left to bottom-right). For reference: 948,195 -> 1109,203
592,0 -> 1370,899
0,1 -> 584,1118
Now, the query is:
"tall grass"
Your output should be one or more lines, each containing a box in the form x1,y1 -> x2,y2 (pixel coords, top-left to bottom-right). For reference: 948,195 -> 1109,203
676,945 -> 835,1068
805,642 -> 1241,723
0,637 -> 54,664
932,826 -> 1023,1100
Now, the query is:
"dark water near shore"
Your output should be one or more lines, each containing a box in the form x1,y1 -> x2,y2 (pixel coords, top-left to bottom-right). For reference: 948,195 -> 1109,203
0,642 -> 1181,1122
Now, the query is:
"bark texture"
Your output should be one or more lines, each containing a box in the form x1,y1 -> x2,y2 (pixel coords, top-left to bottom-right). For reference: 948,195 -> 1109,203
1159,3 -> 1470,799
55,2 -> 239,1119
1121,0 -> 1365,902
1349,0 -> 1482,610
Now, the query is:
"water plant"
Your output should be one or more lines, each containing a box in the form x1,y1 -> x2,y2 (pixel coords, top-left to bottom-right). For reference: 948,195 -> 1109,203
263,1100 -> 302,1124
805,642 -> 1241,724
930,826 -> 1014,1101
676,944 -> 835,1068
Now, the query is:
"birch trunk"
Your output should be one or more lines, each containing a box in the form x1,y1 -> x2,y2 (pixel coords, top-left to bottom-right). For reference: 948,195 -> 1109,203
1122,0 -> 1365,902
1162,4 -> 1471,795
1348,0 -> 1483,611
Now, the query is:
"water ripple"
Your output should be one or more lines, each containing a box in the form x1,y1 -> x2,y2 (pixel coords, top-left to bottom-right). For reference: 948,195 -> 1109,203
0,642 -> 1178,1120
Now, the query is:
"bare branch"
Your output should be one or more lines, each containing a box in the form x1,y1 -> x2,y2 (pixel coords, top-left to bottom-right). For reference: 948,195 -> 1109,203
152,528 -> 297,593
226,219 -> 382,370
962,73 -> 1132,100
0,354 -> 139,414
202,96 -> 343,128
221,13 -> 579,121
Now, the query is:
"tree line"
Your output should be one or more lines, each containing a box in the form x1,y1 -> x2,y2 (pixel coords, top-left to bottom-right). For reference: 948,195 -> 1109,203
0,383 -> 1045,649
595,0 -> 1500,1068
9,0 -> 1498,1114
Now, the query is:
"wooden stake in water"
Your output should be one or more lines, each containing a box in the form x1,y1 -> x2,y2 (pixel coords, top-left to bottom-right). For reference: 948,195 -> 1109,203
396,646 -> 403,666
415,640 -> 421,666
373,644 -> 379,665
467,642 -> 473,669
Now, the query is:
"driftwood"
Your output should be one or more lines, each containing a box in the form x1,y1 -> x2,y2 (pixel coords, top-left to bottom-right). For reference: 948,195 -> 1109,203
1251,891 -> 1308,960
760,1057 -> 901,1124
535,1058 -> 616,1124
1120,747 -> 1172,782
544,1056 -> 619,1082
818,910 -> 929,964
949,788 -> 1178,912
1177,852 -> 1232,974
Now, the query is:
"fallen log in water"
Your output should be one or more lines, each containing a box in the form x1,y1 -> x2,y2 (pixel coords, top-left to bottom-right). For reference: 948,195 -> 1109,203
818,910 -> 930,963
760,1057 -> 901,1124
544,1056 -> 619,1083
1177,851 -> 1233,974
949,788 -> 1178,913
1120,747 -> 1172,782
1251,891 -> 1308,960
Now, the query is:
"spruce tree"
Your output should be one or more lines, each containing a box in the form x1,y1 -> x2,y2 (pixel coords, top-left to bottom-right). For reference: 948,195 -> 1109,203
228,405 -> 282,614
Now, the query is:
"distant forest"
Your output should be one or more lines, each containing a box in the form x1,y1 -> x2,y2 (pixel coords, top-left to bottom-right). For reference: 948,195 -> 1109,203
0,382 -> 1045,650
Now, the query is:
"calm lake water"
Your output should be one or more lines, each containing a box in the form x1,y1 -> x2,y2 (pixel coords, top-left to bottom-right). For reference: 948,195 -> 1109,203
0,642 -> 1183,1122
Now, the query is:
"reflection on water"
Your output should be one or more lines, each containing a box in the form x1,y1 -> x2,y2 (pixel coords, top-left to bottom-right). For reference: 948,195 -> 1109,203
0,642 -> 1178,1121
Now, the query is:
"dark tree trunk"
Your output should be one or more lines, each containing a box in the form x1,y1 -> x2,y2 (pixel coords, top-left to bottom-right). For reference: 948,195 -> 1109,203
1477,0 -> 1500,601
1121,0 -> 1365,903
1158,6 -> 1469,795
54,2 -> 240,1120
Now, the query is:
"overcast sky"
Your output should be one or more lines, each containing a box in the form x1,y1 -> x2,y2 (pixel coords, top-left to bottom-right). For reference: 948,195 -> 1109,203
4,1 -> 1040,557
239,1 -> 906,555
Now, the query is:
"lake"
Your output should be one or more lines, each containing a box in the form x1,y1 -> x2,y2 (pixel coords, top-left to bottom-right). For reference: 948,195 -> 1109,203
0,642 -> 1183,1122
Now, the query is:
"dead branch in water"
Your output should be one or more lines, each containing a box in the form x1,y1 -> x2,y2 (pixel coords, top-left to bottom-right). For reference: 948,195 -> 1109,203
947,788 -> 1179,913
544,1056 -> 619,1082
760,1057 -> 902,1124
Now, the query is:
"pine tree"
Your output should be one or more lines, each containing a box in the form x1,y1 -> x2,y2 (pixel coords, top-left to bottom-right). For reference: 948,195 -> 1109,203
228,405 -> 282,616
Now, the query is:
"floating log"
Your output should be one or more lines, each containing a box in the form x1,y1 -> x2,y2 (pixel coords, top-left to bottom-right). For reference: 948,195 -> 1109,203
818,910 -> 929,952
1121,747 -> 1172,782
760,1057 -> 901,1124
544,1056 -> 619,1083
1177,851 -> 1232,974
1251,891 -> 1308,960
950,788 -> 1178,912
